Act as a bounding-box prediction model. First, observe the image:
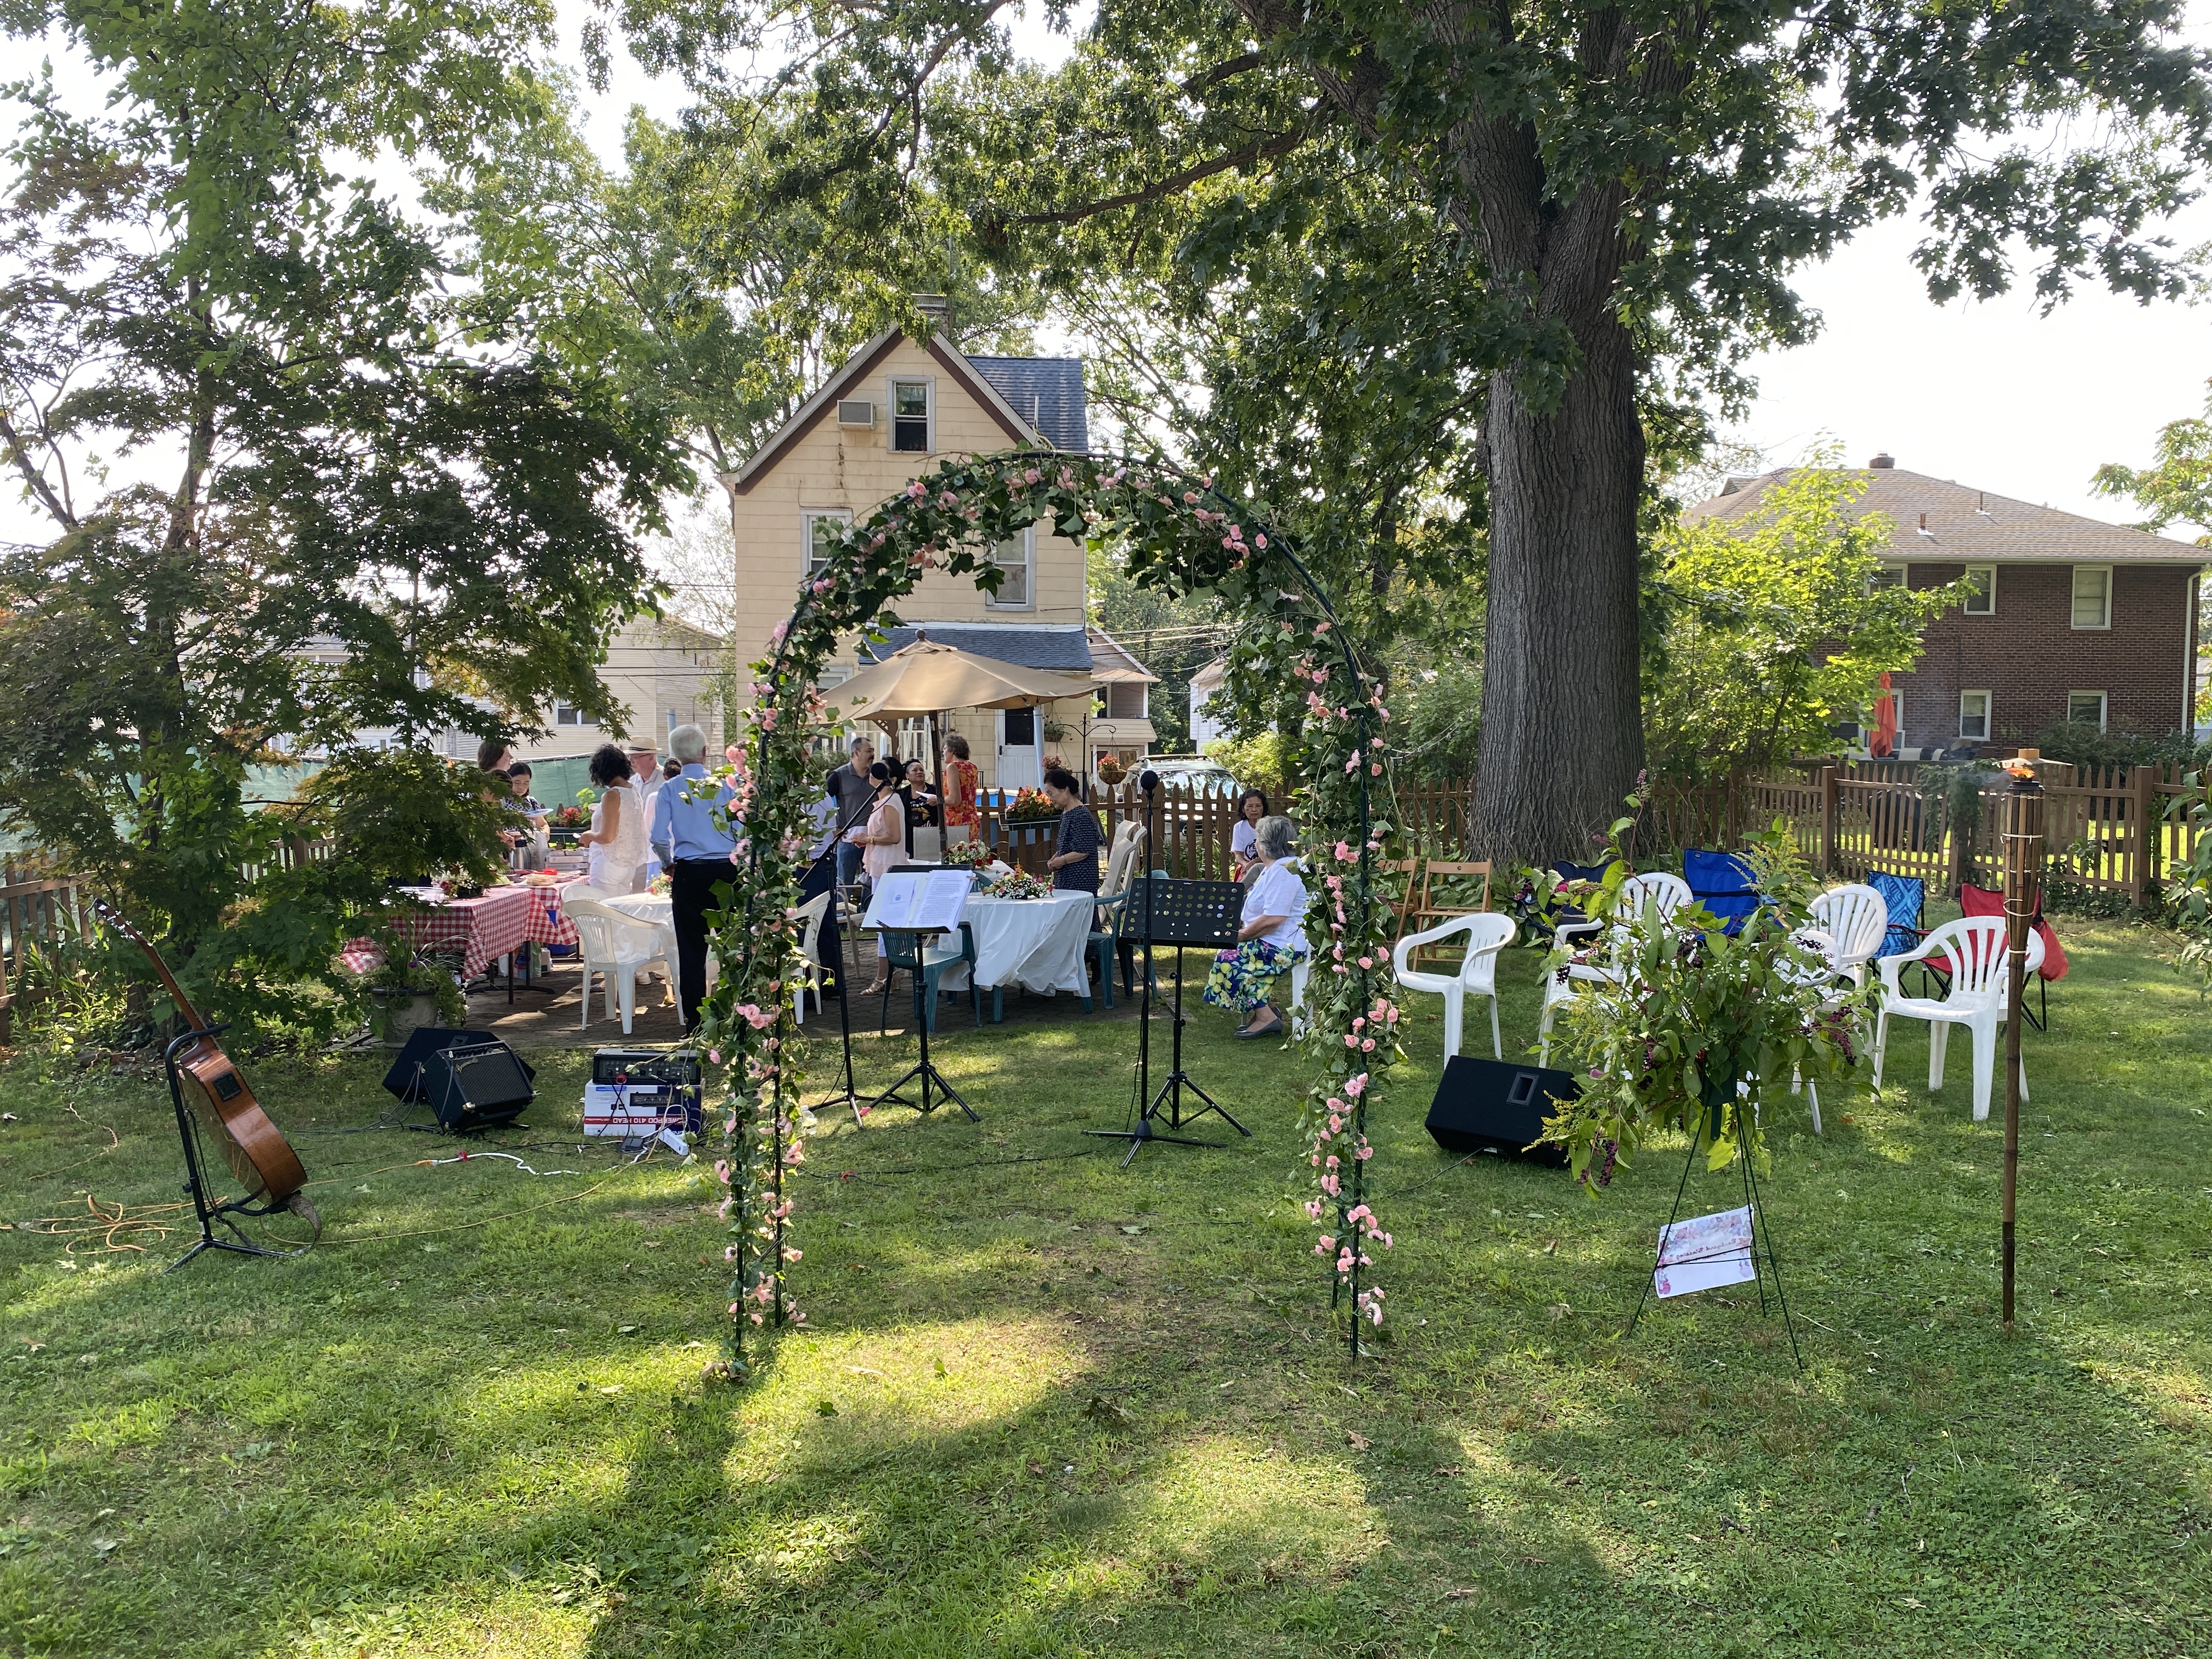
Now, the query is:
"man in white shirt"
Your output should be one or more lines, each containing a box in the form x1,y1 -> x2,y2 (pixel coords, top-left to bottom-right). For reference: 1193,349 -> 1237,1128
627,740 -> 663,882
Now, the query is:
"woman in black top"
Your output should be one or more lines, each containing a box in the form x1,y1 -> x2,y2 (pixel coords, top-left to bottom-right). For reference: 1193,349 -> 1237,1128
1041,766 -> 1101,893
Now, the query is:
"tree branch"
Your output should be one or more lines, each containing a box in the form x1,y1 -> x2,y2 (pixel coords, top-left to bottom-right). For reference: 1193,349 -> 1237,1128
988,126 -> 1316,231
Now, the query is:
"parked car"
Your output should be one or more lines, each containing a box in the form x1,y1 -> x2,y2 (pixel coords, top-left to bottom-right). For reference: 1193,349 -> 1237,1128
1144,757 -> 1239,793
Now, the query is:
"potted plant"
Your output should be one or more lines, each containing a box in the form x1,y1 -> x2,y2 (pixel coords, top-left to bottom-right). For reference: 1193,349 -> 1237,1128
357,930 -> 468,1046
1532,806 -> 1872,1189
546,787 -> 597,844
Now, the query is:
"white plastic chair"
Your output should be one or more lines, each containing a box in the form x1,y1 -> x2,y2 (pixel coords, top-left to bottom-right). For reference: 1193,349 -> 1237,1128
565,895 -> 674,1035
1809,884 -> 1889,987
1875,916 -> 2043,1122
788,891 -> 831,1024
1392,912 -> 1517,1061
1538,872 -> 1691,1064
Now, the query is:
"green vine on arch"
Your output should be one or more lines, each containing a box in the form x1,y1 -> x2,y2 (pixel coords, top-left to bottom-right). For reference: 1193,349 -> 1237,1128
687,451 -> 1407,1381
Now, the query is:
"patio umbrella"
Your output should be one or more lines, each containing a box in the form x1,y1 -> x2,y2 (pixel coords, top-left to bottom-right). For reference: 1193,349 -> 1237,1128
830,637 -> 1096,845
1871,672 -> 1898,759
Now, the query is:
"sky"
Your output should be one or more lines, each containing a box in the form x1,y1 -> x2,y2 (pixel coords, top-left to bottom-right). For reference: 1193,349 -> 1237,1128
7,4 -> 2212,545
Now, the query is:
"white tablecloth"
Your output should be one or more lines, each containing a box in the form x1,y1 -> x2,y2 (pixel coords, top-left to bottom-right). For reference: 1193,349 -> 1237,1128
863,887 -> 1095,997
558,885 -> 677,965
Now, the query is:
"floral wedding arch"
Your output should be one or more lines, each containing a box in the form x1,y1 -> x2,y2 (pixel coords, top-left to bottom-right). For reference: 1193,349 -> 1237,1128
693,452 -> 1404,1379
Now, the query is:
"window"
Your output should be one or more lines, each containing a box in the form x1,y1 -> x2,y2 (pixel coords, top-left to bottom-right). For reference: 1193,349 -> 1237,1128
1869,563 -> 1906,591
1959,690 -> 1991,741
985,529 -> 1033,608
802,508 -> 851,580
554,703 -> 590,727
890,379 -> 932,453
2067,690 -> 2108,731
1098,681 -> 1147,720
1962,565 -> 1996,614
2072,564 -> 2113,629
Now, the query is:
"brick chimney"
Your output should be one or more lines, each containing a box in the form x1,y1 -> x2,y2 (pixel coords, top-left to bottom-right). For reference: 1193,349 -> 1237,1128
914,292 -> 950,328
1869,452 -> 1895,469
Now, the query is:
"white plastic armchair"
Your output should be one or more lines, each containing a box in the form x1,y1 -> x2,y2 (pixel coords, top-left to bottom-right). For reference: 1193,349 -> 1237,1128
1875,916 -> 2044,1122
1809,884 -> 1888,986
565,894 -> 674,1035
1539,871 -> 1690,1064
1392,912 -> 1517,1061
788,891 -> 831,1024
1621,871 -> 1692,924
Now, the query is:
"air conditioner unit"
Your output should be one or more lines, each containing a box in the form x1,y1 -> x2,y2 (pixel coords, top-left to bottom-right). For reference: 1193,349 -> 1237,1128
836,399 -> 877,428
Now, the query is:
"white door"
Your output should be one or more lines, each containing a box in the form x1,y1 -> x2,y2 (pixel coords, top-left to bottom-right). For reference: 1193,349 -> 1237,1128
997,706 -> 1042,791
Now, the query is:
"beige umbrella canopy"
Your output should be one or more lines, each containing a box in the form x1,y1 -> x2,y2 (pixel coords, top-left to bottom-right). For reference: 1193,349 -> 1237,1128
831,637 -> 1093,720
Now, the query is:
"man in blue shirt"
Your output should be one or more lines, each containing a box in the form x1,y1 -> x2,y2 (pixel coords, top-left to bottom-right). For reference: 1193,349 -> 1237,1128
650,724 -> 742,1032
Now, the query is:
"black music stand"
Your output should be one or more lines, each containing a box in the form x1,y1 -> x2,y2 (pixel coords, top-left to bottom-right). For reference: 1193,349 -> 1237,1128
803,786 -> 883,1127
1088,877 -> 1246,1166
868,925 -> 980,1122
161,1026 -> 313,1272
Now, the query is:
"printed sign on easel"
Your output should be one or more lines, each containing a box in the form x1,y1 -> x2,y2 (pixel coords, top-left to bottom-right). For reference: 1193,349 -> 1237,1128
1653,1205 -> 1757,1298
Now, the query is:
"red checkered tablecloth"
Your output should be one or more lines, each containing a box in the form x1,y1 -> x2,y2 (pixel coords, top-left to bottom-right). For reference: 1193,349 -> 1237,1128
340,885 -> 578,980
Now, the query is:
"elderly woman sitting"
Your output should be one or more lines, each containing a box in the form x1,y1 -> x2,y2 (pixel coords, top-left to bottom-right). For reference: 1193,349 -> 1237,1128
1202,815 -> 1308,1039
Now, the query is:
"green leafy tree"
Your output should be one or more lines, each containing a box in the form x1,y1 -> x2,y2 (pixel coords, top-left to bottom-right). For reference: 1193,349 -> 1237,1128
2095,380 -> 2212,727
599,0 -> 2212,859
0,0 -> 685,1030
1644,461 -> 1961,785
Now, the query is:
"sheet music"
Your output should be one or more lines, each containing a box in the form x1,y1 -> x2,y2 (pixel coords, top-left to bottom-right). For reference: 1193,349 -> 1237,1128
872,869 -> 972,934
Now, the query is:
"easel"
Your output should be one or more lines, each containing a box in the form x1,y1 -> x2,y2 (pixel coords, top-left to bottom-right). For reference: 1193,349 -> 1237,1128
1089,876 -> 1246,1166
162,1027 -> 313,1272
1626,1097 -> 1803,1369
868,926 -> 980,1121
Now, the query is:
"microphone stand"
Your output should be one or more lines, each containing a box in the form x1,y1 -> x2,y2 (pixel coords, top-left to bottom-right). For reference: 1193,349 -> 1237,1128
804,783 -> 882,1128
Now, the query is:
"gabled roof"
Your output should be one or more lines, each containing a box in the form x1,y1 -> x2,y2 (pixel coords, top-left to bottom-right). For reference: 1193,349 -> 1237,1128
1087,627 -> 1159,684
719,330 -> 1080,496
1684,466 -> 2209,565
968,356 -> 1088,453
859,623 -> 1093,673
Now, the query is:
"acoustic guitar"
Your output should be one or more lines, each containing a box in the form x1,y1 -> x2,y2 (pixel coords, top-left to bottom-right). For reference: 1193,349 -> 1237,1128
92,899 -> 311,1212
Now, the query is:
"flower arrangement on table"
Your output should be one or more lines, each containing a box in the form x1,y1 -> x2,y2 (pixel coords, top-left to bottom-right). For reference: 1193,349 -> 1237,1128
984,868 -> 1054,901
943,838 -> 995,871
1002,786 -> 1058,823
649,871 -> 673,896
548,800 -> 591,831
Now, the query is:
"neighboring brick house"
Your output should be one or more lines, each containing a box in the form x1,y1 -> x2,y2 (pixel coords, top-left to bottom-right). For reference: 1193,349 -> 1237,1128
1684,456 -> 2207,754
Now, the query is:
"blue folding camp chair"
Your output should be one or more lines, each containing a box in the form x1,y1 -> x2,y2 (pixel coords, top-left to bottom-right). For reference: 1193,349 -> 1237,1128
1865,869 -> 1944,996
1519,859 -> 1610,941
1684,849 -> 1763,935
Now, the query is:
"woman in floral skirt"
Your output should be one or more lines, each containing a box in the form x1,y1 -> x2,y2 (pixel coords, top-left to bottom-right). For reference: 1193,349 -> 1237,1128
940,732 -> 981,838
1203,815 -> 1308,1039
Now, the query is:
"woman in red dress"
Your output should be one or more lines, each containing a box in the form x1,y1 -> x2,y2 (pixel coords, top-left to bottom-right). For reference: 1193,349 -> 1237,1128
941,732 -> 981,834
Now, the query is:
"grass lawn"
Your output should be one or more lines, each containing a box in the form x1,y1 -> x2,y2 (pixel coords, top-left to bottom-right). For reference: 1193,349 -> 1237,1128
3,922 -> 2210,1657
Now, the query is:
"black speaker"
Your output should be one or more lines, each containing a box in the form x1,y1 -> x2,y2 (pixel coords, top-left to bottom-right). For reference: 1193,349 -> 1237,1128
381,1026 -> 537,1102
1424,1056 -> 1579,1165
422,1041 -> 535,1131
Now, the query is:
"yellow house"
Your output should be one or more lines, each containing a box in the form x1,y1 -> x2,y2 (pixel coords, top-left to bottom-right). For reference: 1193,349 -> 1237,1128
718,314 -> 1147,789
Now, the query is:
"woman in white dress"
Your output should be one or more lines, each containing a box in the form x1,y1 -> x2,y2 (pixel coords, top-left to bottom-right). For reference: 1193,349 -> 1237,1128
576,744 -> 648,894
1203,815 -> 1308,1038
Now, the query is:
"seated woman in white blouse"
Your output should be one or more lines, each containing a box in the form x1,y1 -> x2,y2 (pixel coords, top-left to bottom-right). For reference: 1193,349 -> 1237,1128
1202,815 -> 1308,1039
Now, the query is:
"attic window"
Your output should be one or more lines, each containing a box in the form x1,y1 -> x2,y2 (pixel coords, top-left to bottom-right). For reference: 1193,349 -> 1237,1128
891,380 -> 932,453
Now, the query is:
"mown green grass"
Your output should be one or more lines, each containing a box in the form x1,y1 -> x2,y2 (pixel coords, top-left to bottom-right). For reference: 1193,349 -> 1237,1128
3,926 -> 2210,1658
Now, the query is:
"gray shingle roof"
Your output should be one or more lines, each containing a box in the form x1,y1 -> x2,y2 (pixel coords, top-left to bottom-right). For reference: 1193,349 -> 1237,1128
965,356 -> 1088,454
1683,467 -> 2209,564
860,624 -> 1094,671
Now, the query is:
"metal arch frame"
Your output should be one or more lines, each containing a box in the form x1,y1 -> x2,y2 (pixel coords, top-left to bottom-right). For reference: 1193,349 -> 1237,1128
730,449 -> 1386,1363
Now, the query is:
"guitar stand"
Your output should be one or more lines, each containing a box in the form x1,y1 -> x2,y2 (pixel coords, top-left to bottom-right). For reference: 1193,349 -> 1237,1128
867,928 -> 979,1122
162,1029 -> 318,1272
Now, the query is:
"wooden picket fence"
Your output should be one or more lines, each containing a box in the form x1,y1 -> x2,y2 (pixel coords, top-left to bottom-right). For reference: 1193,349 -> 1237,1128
0,859 -> 91,1045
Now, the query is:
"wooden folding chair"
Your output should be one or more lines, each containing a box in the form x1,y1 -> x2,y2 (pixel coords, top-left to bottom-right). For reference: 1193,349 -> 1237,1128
1378,857 -> 1423,946
1402,860 -> 1492,969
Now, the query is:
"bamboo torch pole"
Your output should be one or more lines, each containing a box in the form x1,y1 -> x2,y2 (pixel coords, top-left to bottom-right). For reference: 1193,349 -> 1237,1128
1999,752 -> 2045,1329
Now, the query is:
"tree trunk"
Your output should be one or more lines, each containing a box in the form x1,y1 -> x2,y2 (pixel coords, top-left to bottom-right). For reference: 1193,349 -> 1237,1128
1469,307 -> 1646,864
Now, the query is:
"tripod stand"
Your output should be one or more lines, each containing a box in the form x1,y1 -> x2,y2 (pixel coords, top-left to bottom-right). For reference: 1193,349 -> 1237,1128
867,927 -> 979,1121
162,1029 -> 314,1272
1089,877 -> 1247,1166
801,787 -> 880,1127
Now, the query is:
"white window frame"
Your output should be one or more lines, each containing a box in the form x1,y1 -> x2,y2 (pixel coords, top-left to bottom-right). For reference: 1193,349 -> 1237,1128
2067,690 -> 2109,731
985,527 -> 1035,610
2071,563 -> 2113,630
887,375 -> 935,455
553,702 -> 591,728
1959,689 -> 1991,742
1962,564 -> 1996,615
801,507 -> 852,581
1868,562 -> 1907,592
